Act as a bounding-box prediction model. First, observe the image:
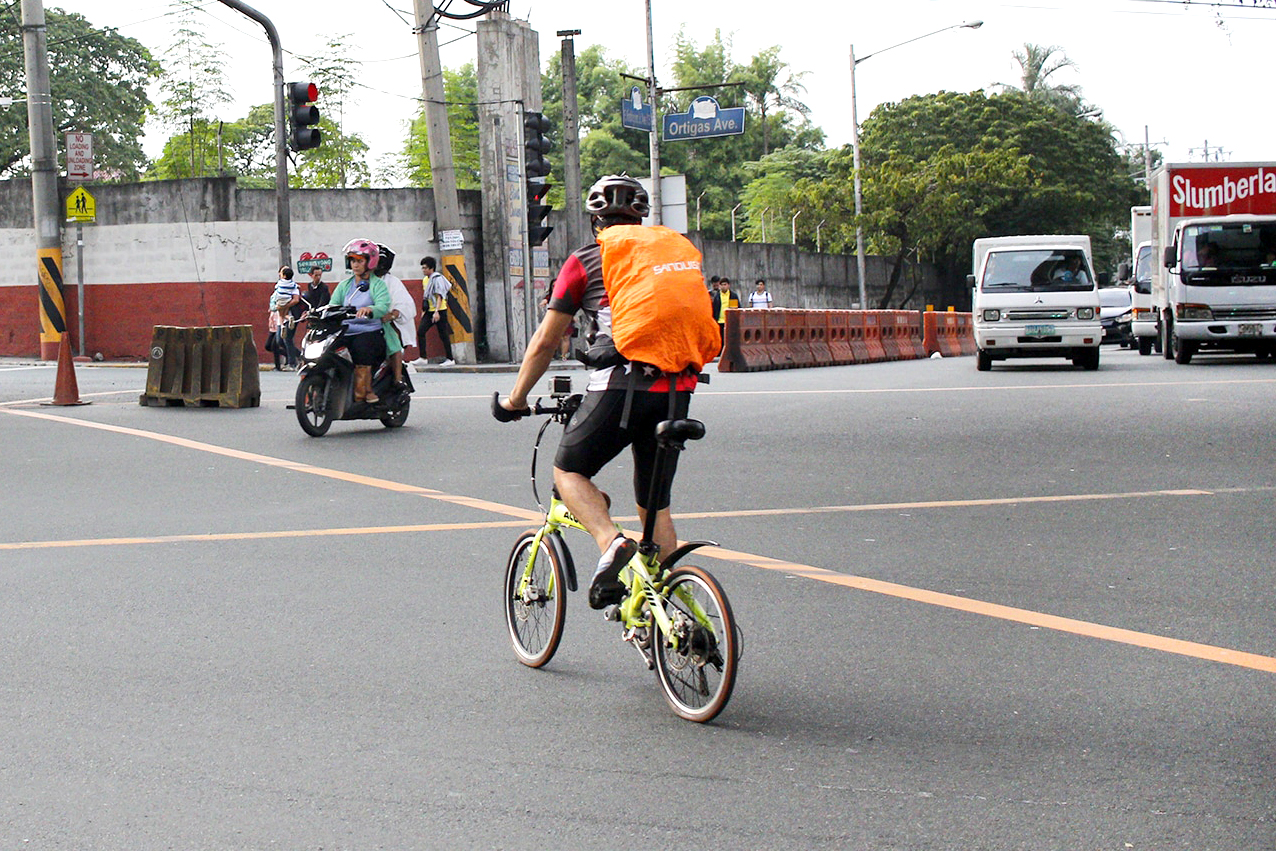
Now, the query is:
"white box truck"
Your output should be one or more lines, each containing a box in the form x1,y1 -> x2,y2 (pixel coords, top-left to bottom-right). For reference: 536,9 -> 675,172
1123,205 -> 1159,355
970,235 -> 1103,371
1152,162 -> 1276,363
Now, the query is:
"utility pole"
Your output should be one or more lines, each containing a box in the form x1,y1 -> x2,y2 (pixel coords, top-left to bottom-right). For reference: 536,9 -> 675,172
644,0 -> 661,224
22,0 -> 65,360
558,29 -> 585,251
413,1 -> 476,364
214,0 -> 290,268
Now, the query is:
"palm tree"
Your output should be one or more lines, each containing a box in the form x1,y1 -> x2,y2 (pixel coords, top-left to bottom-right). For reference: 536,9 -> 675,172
1003,43 -> 1083,115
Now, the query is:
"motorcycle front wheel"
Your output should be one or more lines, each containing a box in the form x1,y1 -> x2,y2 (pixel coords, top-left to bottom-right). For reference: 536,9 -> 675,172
296,373 -> 334,436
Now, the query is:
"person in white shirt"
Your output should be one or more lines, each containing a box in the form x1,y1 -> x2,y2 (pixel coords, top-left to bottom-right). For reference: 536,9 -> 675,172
748,279 -> 773,309
375,244 -> 417,387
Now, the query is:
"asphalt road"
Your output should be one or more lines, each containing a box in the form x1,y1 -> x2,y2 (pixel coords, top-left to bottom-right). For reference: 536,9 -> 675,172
1,347 -> 1274,850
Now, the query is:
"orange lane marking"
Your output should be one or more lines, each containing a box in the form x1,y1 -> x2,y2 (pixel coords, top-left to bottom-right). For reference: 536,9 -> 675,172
706,545 -> 1276,675
0,406 -> 541,522
5,405 -> 1274,675
0,521 -> 537,551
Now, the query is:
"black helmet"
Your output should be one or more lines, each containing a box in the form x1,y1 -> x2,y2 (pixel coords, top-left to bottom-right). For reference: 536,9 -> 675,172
374,243 -> 395,276
585,174 -> 650,220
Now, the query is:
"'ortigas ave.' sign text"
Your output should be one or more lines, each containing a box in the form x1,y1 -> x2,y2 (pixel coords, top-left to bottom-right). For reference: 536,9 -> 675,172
663,96 -> 746,141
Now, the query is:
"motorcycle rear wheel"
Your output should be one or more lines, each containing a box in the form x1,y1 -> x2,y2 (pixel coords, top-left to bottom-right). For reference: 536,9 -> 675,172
380,397 -> 410,428
296,374 -> 334,436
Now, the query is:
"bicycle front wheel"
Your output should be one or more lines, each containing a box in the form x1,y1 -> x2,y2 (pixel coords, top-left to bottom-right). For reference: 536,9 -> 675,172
653,565 -> 739,723
504,530 -> 567,668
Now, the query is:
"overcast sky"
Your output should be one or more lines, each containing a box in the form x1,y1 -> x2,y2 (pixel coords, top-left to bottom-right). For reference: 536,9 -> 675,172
43,0 -> 1276,181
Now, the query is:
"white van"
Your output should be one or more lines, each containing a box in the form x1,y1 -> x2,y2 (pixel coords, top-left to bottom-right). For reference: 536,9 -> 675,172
970,235 -> 1103,371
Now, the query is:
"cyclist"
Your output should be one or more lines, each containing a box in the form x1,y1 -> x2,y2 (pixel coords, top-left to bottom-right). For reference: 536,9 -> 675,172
494,174 -> 715,610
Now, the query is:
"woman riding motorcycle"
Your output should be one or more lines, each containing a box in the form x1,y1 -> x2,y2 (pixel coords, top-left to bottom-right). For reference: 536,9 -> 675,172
329,238 -> 403,404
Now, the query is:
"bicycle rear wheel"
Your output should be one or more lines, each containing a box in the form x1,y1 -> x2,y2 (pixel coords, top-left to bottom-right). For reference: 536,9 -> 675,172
653,565 -> 739,722
505,530 -> 567,668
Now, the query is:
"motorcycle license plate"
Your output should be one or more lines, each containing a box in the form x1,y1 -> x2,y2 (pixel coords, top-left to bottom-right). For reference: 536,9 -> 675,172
1025,324 -> 1056,337
1239,323 -> 1262,337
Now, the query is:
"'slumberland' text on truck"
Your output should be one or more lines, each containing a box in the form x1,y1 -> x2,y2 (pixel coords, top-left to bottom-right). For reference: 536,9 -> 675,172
1152,162 -> 1276,364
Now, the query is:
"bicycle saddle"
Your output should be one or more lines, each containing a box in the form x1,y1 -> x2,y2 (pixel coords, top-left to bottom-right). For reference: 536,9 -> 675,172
655,418 -> 706,442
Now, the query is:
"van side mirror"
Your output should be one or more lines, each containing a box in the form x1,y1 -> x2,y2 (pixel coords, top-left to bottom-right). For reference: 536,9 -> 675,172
966,274 -> 976,287
1097,271 -> 1110,286
1117,261 -> 1131,282
1163,245 -> 1176,268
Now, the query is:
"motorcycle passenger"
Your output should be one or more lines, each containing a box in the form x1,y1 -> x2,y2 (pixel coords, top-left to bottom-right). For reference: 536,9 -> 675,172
375,243 -> 417,389
331,238 -> 398,405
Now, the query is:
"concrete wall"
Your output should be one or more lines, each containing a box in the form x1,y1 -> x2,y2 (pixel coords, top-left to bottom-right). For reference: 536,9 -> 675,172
0,176 -> 946,360
0,178 -> 484,359
690,235 -> 947,311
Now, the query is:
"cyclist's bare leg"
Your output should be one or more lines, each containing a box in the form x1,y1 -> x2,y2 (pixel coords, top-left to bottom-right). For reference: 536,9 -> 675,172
553,468 -> 620,553
637,506 -> 676,557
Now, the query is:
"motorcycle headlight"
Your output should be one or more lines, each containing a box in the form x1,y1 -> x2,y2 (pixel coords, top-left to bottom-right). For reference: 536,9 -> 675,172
303,339 -> 330,360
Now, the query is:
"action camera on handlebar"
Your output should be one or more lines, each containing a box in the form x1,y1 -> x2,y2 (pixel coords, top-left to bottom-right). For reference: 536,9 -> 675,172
550,375 -> 573,398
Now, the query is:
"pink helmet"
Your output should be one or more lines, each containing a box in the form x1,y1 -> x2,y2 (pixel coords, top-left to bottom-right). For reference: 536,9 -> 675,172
342,238 -> 380,270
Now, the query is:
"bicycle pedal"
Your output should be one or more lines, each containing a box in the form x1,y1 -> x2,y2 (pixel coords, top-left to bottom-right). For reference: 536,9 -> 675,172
602,604 -> 622,622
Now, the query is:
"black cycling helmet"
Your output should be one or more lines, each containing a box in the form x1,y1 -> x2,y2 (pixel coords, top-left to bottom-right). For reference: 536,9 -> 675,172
374,243 -> 395,276
585,174 -> 650,220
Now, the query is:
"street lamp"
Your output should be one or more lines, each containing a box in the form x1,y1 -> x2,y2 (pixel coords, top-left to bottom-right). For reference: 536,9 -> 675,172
850,20 -> 982,309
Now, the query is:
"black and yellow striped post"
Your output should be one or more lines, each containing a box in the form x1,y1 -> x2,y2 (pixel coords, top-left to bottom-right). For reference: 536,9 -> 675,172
37,247 -> 67,360
441,254 -> 474,347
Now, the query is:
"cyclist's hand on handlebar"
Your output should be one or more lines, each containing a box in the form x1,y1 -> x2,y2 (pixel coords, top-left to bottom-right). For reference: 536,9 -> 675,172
491,391 -> 531,423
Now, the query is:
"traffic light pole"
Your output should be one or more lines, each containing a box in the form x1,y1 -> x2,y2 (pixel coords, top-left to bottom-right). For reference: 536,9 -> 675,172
215,0 -> 291,269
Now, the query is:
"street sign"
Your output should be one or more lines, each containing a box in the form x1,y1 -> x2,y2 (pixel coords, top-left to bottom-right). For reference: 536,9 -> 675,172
663,96 -> 746,141
440,228 -> 464,251
296,252 -> 332,273
66,132 -> 93,181
621,86 -> 654,132
66,186 -> 96,223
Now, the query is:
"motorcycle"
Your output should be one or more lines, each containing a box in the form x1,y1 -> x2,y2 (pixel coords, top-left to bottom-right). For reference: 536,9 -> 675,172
293,302 -> 414,437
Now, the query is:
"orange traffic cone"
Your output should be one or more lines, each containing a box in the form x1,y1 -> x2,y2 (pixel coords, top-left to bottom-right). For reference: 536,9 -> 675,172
46,332 -> 89,407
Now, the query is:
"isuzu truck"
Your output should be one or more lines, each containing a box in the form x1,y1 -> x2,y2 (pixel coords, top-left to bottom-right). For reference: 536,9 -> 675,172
970,235 -> 1102,371
1152,162 -> 1276,363
1123,205 -> 1158,355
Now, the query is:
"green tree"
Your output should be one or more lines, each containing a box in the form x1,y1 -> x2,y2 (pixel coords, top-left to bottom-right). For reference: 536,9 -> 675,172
791,90 -> 1140,307
663,29 -> 822,240
150,0 -> 233,178
1003,43 -> 1085,116
402,62 -> 480,190
0,7 -> 159,179
736,45 -> 810,156
294,36 -> 370,188
541,45 -> 645,205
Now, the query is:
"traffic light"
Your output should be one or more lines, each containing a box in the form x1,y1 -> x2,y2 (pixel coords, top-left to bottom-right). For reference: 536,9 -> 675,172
287,81 -> 321,152
523,110 -> 553,247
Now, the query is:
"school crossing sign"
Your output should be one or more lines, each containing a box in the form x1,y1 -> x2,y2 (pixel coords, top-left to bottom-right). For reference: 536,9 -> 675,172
662,96 -> 745,141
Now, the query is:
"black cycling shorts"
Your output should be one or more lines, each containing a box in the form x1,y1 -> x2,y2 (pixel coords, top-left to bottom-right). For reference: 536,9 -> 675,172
554,388 -> 692,511
345,329 -> 386,366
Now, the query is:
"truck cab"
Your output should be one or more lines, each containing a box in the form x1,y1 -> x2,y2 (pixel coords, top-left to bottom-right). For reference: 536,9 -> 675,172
970,235 -> 1103,371
1160,215 -> 1276,363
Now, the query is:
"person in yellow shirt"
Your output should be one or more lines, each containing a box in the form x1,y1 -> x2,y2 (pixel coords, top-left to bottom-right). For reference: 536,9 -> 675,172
709,276 -> 741,350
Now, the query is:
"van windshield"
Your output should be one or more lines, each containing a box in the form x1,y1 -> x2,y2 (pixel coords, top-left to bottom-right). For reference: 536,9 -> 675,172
1181,222 -> 1276,272
980,249 -> 1094,293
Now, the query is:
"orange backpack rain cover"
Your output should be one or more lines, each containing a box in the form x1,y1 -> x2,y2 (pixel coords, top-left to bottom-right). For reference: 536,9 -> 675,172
597,225 -> 720,374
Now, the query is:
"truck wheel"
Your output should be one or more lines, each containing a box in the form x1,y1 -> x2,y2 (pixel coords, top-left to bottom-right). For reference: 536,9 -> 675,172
1162,319 -> 1176,360
1174,336 -> 1196,365
1137,337 -> 1153,356
976,349 -> 992,371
